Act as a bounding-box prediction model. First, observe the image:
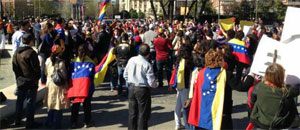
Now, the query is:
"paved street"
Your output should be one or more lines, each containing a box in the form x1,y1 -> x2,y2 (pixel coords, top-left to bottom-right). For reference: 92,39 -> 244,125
0,81 -> 298,130
0,45 -> 299,129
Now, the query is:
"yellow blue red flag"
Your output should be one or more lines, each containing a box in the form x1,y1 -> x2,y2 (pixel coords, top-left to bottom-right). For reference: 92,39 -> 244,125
94,48 -> 116,86
188,67 -> 227,130
98,0 -> 110,22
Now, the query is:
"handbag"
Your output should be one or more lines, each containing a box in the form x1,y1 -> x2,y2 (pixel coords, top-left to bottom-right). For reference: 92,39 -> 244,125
51,59 -> 66,86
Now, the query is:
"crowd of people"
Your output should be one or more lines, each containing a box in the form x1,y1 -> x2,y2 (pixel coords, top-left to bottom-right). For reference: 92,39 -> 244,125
0,16 -> 299,129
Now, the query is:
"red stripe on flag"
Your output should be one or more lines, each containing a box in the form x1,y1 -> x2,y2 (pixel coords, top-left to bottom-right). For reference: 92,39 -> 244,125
95,53 -> 108,72
67,78 -> 91,99
188,67 -> 206,126
233,52 -> 251,65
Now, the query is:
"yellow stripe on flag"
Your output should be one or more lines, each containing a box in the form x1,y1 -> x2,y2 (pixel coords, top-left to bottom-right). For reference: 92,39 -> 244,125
177,59 -> 185,89
211,68 -> 226,130
94,48 -> 116,86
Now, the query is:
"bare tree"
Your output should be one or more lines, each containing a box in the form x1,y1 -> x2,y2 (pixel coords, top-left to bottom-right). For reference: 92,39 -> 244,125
149,0 -> 158,21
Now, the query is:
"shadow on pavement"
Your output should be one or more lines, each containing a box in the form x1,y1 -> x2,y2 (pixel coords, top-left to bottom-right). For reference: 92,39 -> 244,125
232,103 -> 248,114
233,117 -> 249,129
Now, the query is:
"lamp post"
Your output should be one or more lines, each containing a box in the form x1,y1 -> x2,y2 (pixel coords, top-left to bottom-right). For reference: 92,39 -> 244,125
218,0 -> 220,22
255,0 -> 258,20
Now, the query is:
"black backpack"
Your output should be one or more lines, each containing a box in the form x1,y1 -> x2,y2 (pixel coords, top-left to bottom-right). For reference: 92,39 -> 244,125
51,59 -> 66,86
269,92 -> 299,129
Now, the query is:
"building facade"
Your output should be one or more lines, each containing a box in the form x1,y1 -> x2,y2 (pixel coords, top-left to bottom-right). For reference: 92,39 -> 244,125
119,0 -> 163,17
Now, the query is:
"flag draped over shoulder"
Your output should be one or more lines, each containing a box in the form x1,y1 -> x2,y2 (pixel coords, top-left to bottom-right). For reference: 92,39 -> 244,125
188,67 -> 227,130
219,17 -> 235,32
169,59 -> 185,88
98,0 -> 110,22
94,48 -> 116,87
67,56 -> 95,103
227,38 -> 251,65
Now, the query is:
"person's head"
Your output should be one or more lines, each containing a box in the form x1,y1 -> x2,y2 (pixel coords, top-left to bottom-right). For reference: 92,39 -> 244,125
56,17 -> 64,25
177,30 -> 184,37
178,44 -> 192,60
222,44 -> 233,58
234,31 -> 244,40
43,22 -> 53,35
264,63 -> 285,88
139,44 -> 150,58
205,29 -> 213,39
193,54 -> 205,68
226,29 -> 235,40
22,33 -> 34,46
77,44 -> 87,62
157,28 -> 164,36
50,44 -> 63,65
195,41 -> 209,54
205,49 -> 223,68
121,33 -> 129,42
20,20 -> 30,32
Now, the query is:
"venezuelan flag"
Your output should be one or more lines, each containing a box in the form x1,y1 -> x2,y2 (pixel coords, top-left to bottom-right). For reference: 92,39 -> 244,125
98,0 -> 110,22
94,48 -> 116,86
68,56 -> 95,103
188,67 -> 227,130
169,59 -> 185,88
227,38 -> 251,65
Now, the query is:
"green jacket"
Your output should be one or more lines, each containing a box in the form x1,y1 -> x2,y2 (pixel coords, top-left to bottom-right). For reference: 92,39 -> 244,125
250,81 -> 299,129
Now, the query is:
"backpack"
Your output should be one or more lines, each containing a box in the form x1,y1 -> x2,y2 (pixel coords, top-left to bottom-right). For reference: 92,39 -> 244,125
269,92 -> 299,129
51,59 -> 66,86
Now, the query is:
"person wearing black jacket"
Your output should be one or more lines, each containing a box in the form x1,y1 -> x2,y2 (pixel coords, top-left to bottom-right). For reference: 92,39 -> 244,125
12,33 -> 41,129
113,33 -> 135,95
95,24 -> 111,62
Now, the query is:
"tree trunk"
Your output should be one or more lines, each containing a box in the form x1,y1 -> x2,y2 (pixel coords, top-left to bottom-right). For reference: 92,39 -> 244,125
184,0 -> 188,19
159,0 -> 168,19
169,0 -> 174,22
198,0 -> 208,19
150,0 -> 158,21
186,0 -> 197,18
194,0 -> 198,21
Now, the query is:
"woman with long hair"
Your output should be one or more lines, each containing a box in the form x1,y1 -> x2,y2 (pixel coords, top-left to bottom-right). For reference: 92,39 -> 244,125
187,49 -> 255,129
44,45 -> 70,129
69,44 -> 95,128
171,43 -> 194,130
250,63 -> 300,129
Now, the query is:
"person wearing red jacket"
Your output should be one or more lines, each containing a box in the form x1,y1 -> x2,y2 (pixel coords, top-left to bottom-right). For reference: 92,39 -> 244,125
153,28 -> 172,87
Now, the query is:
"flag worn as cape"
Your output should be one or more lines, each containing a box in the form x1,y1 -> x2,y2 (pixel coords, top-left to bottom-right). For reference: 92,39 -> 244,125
68,56 -> 95,103
94,48 -> 116,86
169,59 -> 185,88
227,38 -> 251,65
98,0 -> 110,22
188,67 -> 227,130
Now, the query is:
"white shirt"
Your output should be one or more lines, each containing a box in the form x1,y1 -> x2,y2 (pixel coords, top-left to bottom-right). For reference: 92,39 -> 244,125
124,55 -> 157,88
12,30 -> 26,54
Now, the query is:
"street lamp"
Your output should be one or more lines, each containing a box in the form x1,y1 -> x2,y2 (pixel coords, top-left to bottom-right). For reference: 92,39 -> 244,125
255,0 -> 258,20
218,0 -> 220,22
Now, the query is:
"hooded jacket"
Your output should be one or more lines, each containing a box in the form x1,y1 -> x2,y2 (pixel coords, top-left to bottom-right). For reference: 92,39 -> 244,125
12,45 -> 41,90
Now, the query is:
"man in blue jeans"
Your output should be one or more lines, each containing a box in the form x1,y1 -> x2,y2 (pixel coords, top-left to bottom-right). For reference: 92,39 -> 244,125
12,33 -> 41,129
113,33 -> 135,95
